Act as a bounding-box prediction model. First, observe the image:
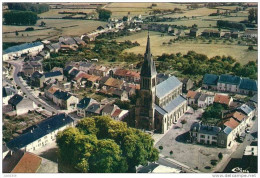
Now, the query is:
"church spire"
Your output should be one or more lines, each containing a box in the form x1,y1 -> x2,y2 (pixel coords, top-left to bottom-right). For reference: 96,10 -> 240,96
140,32 -> 157,78
145,31 -> 151,56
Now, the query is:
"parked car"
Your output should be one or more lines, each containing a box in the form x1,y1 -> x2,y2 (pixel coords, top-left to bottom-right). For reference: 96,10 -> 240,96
245,129 -> 250,133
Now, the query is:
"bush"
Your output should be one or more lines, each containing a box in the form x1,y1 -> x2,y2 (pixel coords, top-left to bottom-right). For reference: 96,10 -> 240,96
205,166 -> 211,169
210,160 -> 217,166
25,27 -> 34,31
170,150 -> 173,155
218,152 -> 223,160
159,146 -> 163,150
248,45 -> 254,50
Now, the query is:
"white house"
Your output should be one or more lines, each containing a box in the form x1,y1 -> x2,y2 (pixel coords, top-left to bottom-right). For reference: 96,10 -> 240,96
8,94 -> 36,115
6,114 -> 74,152
3,42 -> 44,61
198,94 -> 214,108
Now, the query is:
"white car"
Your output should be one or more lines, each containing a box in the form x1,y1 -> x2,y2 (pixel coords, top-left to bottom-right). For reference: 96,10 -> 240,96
245,129 -> 250,133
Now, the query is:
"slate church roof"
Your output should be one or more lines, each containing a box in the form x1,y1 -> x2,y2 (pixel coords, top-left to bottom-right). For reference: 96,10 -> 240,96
156,76 -> 182,99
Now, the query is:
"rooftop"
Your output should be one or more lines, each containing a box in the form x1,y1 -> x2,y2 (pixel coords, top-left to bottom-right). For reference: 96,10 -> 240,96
190,122 -> 221,135
44,71 -> 63,78
239,78 -> 257,91
7,113 -> 74,150
203,74 -> 219,86
214,94 -> 231,106
4,42 -> 43,54
162,95 -> 186,113
224,118 -> 240,130
156,76 -> 182,99
53,90 -> 72,101
219,74 -> 241,85
77,97 -> 97,109
8,94 -> 23,106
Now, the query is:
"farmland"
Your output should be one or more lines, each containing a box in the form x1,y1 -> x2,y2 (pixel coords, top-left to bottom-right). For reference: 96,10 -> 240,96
116,31 -> 257,65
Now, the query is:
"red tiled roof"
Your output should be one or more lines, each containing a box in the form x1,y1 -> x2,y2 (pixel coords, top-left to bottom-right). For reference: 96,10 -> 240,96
88,75 -> 100,82
225,111 -> 246,122
224,118 -> 240,130
74,73 -> 92,81
214,94 -> 231,106
112,109 -> 122,117
186,90 -> 198,99
114,69 -> 140,78
11,152 -> 42,173
104,78 -> 124,88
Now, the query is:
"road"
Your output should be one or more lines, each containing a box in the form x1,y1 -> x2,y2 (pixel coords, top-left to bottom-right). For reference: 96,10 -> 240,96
8,60 -> 58,114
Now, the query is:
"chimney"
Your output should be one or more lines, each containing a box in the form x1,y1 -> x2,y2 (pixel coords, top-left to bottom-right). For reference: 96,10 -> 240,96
30,130 -> 33,133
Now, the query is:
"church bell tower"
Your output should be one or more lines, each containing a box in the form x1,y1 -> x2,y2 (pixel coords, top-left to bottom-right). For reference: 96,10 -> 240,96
135,32 -> 157,131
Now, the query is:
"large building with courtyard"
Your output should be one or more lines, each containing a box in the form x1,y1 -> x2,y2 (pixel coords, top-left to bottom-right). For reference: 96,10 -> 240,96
135,33 -> 187,134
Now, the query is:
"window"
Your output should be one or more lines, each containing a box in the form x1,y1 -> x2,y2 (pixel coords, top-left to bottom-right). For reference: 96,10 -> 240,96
200,135 -> 205,138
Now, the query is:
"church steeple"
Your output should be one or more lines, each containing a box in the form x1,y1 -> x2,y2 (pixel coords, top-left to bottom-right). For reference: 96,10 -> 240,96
141,33 -> 157,78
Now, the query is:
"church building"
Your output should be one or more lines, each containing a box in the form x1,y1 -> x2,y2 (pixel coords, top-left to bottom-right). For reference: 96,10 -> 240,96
135,33 -> 188,134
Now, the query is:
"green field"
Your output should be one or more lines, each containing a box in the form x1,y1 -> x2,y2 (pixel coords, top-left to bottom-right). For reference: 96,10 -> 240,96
3,19 -> 107,42
116,31 -> 257,65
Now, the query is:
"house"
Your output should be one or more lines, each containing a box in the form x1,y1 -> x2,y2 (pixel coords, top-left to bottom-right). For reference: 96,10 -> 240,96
249,94 -> 257,104
51,43 -> 61,53
31,71 -> 44,87
6,113 -> 74,152
92,65 -> 109,77
114,69 -> 140,83
3,104 -> 14,115
222,32 -> 231,39
197,94 -> 214,108
201,29 -> 221,37
22,61 -> 43,77
104,77 -> 124,89
101,104 -> 120,116
243,30 -> 257,38
111,109 -> 129,121
44,85 -> 59,101
42,71 -> 63,83
236,104 -> 255,121
53,90 -> 78,111
85,103 -> 103,116
3,42 -> 44,61
3,151 -> 58,173
112,88 -> 129,101
86,75 -> 100,88
73,37 -> 86,46
181,78 -> 193,93
189,28 -> 198,37
186,90 -> 201,105
38,51 -> 50,59
190,122 -> 221,145
77,97 -> 98,117
214,94 -> 233,106
3,86 -> 16,105
79,62 -> 94,73
64,66 -> 77,76
202,74 -> 219,90
51,67 -> 63,74
217,74 -> 241,93
239,78 -> 257,95
8,94 -> 36,115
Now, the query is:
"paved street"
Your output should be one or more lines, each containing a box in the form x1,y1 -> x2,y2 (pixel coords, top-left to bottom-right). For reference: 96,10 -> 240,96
8,60 -> 59,114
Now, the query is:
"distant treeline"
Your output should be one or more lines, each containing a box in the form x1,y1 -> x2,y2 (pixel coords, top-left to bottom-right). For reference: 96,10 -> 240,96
7,3 -> 49,14
217,20 -> 246,31
4,11 -> 38,25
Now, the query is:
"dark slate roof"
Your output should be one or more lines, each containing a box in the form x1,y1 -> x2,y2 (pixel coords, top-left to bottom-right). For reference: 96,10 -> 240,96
156,76 -> 182,98
86,103 -> 101,113
140,34 -> 157,77
8,94 -> 23,106
239,78 -> 257,91
51,43 -> 61,50
64,66 -> 74,73
70,69 -> 80,77
3,87 -> 16,98
219,74 -> 241,85
31,71 -> 43,78
236,104 -> 254,115
203,74 -> 219,86
77,97 -> 96,109
44,71 -> 62,78
250,94 -> 258,103
53,90 -> 72,101
3,104 -> 14,113
4,42 -> 43,54
190,122 -> 221,135
198,94 -> 211,101
7,114 -> 74,150
162,95 -> 186,113
112,88 -> 125,96
155,104 -> 167,115
99,76 -> 110,84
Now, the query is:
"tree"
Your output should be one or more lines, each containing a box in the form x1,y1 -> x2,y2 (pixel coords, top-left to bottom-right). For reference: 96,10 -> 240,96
40,21 -> 46,26
218,152 -> 223,160
248,8 -> 256,23
96,8 -> 112,21
248,45 -> 254,50
122,16 -> 128,21
180,119 -> 187,128
56,116 -> 159,173
15,31 -> 19,36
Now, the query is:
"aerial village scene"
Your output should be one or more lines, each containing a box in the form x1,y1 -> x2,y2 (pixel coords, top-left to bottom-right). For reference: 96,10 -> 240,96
1,1 -> 258,174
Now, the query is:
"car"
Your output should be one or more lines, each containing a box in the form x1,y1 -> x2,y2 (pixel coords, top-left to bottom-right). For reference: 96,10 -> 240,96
245,129 -> 250,134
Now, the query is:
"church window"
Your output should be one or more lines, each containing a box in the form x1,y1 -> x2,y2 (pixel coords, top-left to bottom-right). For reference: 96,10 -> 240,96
152,78 -> 156,87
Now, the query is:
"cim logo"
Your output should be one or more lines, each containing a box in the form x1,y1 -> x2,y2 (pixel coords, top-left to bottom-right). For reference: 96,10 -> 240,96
231,167 -> 249,173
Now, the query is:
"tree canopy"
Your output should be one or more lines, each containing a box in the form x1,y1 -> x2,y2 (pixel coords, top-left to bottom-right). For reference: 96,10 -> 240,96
7,3 -> 50,14
4,11 -> 38,25
96,8 -> 112,21
56,116 -> 159,173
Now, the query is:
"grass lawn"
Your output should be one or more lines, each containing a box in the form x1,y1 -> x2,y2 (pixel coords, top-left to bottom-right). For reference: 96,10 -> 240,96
116,30 -> 257,65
